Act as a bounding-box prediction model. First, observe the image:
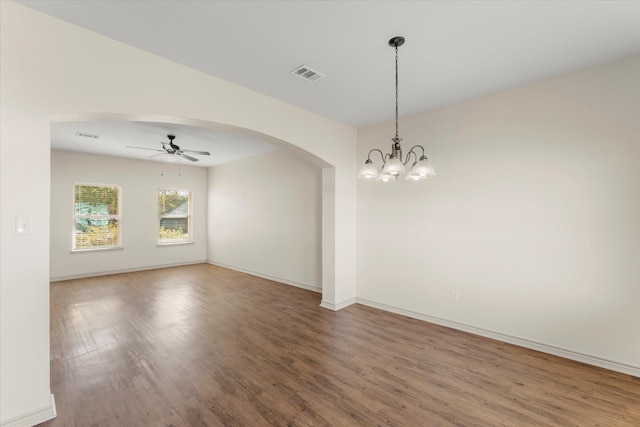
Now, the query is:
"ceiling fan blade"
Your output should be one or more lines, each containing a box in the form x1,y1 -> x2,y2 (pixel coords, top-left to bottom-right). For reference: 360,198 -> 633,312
126,146 -> 165,152
181,149 -> 210,155
180,153 -> 199,162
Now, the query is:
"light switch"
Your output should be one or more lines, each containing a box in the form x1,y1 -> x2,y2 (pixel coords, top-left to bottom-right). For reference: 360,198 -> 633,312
16,216 -> 33,234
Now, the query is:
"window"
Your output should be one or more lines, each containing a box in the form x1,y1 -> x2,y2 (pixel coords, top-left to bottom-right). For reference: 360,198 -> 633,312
73,184 -> 121,250
158,189 -> 192,244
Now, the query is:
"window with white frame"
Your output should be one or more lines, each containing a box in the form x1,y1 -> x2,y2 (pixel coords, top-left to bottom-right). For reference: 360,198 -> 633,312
73,183 -> 121,250
158,189 -> 192,244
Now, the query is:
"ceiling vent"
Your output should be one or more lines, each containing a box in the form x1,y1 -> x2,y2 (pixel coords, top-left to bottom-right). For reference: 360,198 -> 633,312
291,65 -> 325,82
76,132 -> 99,139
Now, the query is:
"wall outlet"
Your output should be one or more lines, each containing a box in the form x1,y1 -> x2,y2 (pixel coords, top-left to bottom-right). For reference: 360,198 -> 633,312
450,290 -> 459,302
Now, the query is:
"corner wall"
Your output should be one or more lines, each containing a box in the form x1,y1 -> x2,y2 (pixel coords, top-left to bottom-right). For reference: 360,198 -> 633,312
207,149 -> 322,291
357,56 -> 640,374
50,150 -> 208,280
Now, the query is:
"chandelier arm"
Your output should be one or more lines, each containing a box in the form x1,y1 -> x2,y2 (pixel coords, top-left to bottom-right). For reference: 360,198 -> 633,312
403,150 -> 418,166
405,145 -> 426,157
367,148 -> 386,164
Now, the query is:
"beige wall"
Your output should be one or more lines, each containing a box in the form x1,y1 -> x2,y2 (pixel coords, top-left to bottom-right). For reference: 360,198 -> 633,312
0,2 -> 356,424
357,57 -> 640,373
208,149 -> 322,291
50,150 -> 208,280
2,1 -> 638,424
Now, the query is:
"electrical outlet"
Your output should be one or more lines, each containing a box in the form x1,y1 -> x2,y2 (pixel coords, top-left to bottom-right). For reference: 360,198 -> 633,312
450,290 -> 459,302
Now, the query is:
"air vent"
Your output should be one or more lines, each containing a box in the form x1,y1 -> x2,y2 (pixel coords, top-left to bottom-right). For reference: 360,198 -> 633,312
76,132 -> 100,139
291,65 -> 325,82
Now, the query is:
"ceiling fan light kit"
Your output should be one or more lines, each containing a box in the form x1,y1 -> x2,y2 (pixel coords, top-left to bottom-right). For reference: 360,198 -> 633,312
358,36 -> 435,182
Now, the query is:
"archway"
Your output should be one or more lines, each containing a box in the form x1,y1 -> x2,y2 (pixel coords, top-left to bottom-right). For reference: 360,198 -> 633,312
1,5 -> 357,423
50,113 -> 335,301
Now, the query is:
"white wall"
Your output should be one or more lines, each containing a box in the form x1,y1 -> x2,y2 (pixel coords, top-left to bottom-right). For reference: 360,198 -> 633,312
50,150 -> 208,280
357,57 -> 640,374
208,149 -> 322,291
0,2 -> 356,424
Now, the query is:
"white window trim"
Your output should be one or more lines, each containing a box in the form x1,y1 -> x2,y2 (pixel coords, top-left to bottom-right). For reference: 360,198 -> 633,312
158,188 -> 193,245
72,183 -> 122,252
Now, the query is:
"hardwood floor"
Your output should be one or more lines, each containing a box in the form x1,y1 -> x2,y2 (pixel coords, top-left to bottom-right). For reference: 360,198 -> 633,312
41,264 -> 639,426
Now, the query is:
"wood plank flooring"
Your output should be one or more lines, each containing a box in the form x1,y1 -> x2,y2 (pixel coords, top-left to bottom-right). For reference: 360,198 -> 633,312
41,264 -> 639,426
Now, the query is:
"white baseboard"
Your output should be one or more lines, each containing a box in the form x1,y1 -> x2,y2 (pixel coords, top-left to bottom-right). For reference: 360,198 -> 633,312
1,394 -> 56,427
356,297 -> 640,378
320,297 -> 356,311
50,260 -> 207,282
207,261 -> 322,293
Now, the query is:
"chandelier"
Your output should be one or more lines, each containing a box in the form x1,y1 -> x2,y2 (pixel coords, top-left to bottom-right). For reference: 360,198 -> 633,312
358,36 -> 435,182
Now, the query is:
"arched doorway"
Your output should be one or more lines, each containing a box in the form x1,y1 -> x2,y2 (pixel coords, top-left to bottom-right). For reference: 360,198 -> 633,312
50,113 -> 334,301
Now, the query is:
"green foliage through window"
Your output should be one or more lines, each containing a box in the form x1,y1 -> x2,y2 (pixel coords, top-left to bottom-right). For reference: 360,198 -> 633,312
74,184 -> 121,250
158,189 -> 191,242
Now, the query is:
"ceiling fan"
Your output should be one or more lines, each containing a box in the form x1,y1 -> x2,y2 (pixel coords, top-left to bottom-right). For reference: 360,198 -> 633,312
126,134 -> 210,162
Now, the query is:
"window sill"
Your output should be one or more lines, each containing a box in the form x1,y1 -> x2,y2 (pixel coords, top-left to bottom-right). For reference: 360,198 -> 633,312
70,246 -> 124,254
157,240 -> 194,247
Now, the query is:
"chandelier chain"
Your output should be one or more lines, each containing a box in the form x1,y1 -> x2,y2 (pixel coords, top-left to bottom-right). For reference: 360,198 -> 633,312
395,45 -> 399,140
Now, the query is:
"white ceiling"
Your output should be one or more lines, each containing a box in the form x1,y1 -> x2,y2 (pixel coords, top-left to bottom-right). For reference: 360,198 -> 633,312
17,0 -> 640,165
52,120 -> 278,168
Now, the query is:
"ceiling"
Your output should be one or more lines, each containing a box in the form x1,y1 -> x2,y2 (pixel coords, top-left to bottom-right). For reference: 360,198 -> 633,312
17,0 -> 640,165
52,120 -> 278,168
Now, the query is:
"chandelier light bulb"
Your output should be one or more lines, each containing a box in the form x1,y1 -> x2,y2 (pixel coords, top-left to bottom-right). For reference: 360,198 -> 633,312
382,157 -> 406,176
411,156 -> 435,177
358,159 -> 379,179
376,172 -> 393,182
405,172 -> 424,181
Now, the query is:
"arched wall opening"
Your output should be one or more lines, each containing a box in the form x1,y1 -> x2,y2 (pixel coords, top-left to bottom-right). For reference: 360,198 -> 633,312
1,3 -> 356,423
50,113 -> 334,298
